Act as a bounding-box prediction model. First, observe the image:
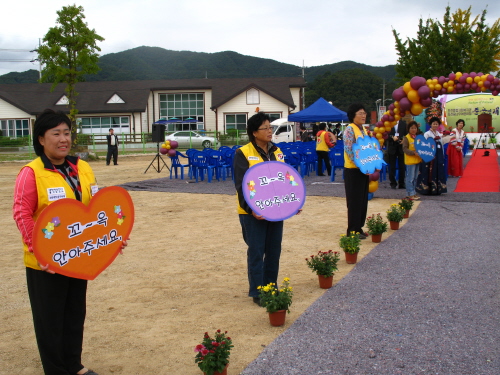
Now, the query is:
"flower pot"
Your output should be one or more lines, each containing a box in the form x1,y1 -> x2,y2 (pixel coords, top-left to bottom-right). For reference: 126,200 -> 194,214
390,221 -> 400,230
204,363 -> 228,375
371,233 -> 382,243
317,275 -> 334,289
403,210 -> 410,218
344,252 -> 358,264
268,310 -> 287,326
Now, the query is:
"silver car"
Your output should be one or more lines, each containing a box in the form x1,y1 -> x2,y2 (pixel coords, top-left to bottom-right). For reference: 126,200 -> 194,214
165,131 -> 217,148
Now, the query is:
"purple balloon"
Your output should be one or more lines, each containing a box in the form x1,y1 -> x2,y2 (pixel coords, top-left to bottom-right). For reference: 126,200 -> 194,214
464,83 -> 471,91
388,103 -> 395,110
492,90 -> 499,96
369,170 -> 380,181
462,73 -> 469,79
459,76 -> 466,84
417,85 -> 430,99
470,72 -> 476,78
388,115 -> 394,122
448,73 -> 456,81
420,97 -> 432,107
392,87 -> 406,102
471,83 -> 478,90
167,149 -> 177,157
438,76 -> 446,84
483,80 -> 491,88
410,76 -> 426,90
381,114 -> 389,122
456,83 -> 463,90
160,147 -> 168,155
399,97 -> 411,112
169,140 -> 179,149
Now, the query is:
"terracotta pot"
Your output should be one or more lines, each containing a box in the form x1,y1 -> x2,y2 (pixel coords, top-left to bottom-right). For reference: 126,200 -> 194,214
344,251 -> 358,264
268,309 -> 287,326
390,221 -> 400,230
403,210 -> 410,218
317,275 -> 334,289
204,363 -> 228,375
371,233 -> 382,243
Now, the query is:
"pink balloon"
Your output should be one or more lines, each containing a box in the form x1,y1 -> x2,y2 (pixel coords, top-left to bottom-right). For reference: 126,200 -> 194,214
440,88 -> 447,94
160,147 -> 168,155
456,83 -> 463,90
377,121 -> 384,127
492,90 -> 499,96
369,171 -> 380,181
392,87 -> 406,102
486,74 -> 494,82
470,72 -> 476,78
433,90 -> 440,98
448,73 -> 456,81
399,97 -> 411,112
459,76 -> 466,84
410,76 -> 426,90
477,72 -> 483,77
462,73 -> 469,79
489,84 -> 496,91
420,97 -> 432,107
471,83 -> 478,90
381,114 -> 389,122
388,103 -> 395,110
438,76 -> 446,84
169,140 -> 179,149
167,149 -> 177,157
464,83 -> 471,91
382,132 -> 389,140
417,85 -> 431,99
483,80 -> 491,88
388,115 -> 394,122
493,78 -> 500,85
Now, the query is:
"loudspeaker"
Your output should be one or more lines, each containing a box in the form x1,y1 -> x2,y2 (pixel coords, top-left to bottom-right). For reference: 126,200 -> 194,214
152,124 -> 165,143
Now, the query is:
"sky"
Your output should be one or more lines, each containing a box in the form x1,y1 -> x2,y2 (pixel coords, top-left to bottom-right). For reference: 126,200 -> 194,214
1,0 -> 499,77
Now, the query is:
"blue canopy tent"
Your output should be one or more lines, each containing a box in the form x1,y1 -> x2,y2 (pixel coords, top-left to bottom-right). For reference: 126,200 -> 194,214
288,97 -> 348,122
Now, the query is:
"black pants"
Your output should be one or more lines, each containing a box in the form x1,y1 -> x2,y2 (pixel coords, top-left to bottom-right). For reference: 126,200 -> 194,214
26,268 -> 87,375
316,151 -> 331,176
106,145 -> 118,165
344,168 -> 369,235
388,152 -> 406,187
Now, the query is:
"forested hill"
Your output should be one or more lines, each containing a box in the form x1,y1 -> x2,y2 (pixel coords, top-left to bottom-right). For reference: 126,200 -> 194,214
0,46 -> 396,84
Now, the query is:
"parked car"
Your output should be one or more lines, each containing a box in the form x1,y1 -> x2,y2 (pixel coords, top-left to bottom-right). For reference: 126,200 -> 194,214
165,131 -> 217,148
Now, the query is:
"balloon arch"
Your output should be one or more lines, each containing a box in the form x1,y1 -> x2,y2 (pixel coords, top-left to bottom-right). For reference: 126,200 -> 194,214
373,72 -> 500,147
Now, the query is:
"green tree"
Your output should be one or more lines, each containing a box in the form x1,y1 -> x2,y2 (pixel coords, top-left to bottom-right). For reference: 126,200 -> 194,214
392,6 -> 500,84
37,5 -> 104,147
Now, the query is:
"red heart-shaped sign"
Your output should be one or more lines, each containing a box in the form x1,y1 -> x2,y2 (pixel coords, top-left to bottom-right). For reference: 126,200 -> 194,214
33,186 -> 134,280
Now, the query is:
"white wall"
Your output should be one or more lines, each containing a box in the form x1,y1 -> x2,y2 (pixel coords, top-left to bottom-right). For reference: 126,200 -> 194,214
0,98 -> 34,121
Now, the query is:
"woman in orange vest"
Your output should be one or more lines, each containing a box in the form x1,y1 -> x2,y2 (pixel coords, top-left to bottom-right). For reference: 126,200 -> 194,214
343,103 -> 370,239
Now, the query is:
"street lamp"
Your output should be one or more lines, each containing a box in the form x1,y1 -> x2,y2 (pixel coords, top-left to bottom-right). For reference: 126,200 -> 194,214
375,99 -> 382,120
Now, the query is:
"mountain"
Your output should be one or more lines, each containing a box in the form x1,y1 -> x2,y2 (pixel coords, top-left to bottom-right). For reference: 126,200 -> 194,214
0,46 -> 396,84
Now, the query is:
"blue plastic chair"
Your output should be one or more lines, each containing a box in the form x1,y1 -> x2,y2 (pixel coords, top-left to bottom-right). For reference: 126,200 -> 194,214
283,151 -> 305,177
463,138 -> 470,156
191,151 -> 215,182
329,148 -> 344,182
169,151 -> 190,180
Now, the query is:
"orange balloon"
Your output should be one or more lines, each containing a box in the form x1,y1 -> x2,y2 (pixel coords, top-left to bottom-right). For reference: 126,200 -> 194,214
411,103 -> 423,115
403,81 -> 412,94
368,180 -> 379,193
407,89 -> 420,103
481,86 -> 487,92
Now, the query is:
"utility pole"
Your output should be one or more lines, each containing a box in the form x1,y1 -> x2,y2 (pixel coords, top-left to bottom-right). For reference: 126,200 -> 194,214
301,60 -> 306,110
382,79 -> 386,104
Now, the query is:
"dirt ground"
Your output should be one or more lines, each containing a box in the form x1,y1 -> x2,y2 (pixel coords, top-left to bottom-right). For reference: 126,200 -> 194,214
0,154 -> 416,375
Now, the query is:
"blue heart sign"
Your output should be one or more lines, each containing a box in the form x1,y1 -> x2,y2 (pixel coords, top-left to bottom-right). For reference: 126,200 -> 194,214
414,135 -> 436,163
352,136 -> 387,174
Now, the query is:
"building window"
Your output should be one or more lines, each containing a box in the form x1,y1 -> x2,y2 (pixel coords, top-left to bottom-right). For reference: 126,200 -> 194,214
107,94 -> 125,104
225,114 -> 247,131
266,113 -> 281,123
0,119 -> 29,138
246,88 -> 259,104
79,116 -> 130,132
56,95 -> 69,105
159,93 -> 204,131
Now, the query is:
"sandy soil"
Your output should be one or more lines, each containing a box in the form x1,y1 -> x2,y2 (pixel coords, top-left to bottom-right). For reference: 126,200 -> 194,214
0,154 -> 416,375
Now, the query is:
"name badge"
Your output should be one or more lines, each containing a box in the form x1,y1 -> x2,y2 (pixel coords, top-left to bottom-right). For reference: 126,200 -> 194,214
248,156 -> 259,160
47,187 -> 66,201
91,184 -> 99,196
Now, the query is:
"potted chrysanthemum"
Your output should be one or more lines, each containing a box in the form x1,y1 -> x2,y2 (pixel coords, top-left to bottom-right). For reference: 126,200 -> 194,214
257,277 -> 293,326
399,197 -> 414,218
365,213 -> 388,243
339,231 -> 361,264
386,203 -> 406,230
194,329 -> 233,375
306,250 -> 340,288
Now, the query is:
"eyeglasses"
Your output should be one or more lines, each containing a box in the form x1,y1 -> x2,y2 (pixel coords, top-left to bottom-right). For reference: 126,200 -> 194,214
356,112 -> 367,116
257,127 -> 272,131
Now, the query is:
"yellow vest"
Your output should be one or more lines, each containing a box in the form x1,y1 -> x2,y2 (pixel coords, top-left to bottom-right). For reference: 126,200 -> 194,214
344,124 -> 368,169
316,131 -> 329,152
404,134 -> 422,165
21,157 -> 96,269
236,143 -> 284,214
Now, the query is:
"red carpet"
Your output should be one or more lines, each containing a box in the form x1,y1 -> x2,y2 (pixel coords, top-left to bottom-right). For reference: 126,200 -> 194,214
455,151 -> 500,192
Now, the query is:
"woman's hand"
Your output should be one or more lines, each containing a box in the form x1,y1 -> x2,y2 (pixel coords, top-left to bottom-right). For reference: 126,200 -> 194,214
38,263 -> 55,274
252,211 -> 264,220
119,238 -> 130,255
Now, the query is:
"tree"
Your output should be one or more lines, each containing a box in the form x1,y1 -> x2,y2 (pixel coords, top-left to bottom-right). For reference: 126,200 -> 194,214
392,6 -> 500,84
37,5 -> 104,147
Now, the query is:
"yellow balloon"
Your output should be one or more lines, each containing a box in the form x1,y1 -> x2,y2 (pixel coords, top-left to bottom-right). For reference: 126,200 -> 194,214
393,107 -> 400,115
407,89 -> 420,103
478,81 -> 484,87
432,79 -> 438,84
162,143 -> 167,148
411,103 -> 423,115
394,114 -> 401,121
378,139 -> 385,147
391,121 -> 397,126
426,79 -> 433,85
474,76 -> 481,83
403,81 -> 412,94
394,101 -> 400,108
443,82 -> 449,88
375,133 -> 382,139
481,74 -> 487,81
384,121 -> 390,128
428,83 -> 435,91
447,86 -> 454,93
368,180 -> 379,193
434,84 -> 442,91
481,86 -> 487,92
466,77 -> 473,84
455,72 -> 462,79
166,145 -> 171,149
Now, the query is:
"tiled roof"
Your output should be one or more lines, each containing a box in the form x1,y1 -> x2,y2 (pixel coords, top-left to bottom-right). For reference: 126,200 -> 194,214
0,77 -> 306,115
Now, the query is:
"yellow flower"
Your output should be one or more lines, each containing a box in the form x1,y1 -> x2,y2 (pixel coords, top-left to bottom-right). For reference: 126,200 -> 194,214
284,277 -> 290,282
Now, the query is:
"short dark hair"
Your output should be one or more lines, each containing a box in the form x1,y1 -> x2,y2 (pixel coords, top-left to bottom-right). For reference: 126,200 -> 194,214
347,103 -> 366,123
247,112 -> 270,142
456,119 -> 465,126
319,122 -> 327,130
109,128 -> 114,132
429,116 -> 441,125
33,109 -> 72,156
407,121 -> 419,132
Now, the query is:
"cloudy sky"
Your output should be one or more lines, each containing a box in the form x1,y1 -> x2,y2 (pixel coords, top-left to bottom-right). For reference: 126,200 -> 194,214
1,0 -> 499,77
